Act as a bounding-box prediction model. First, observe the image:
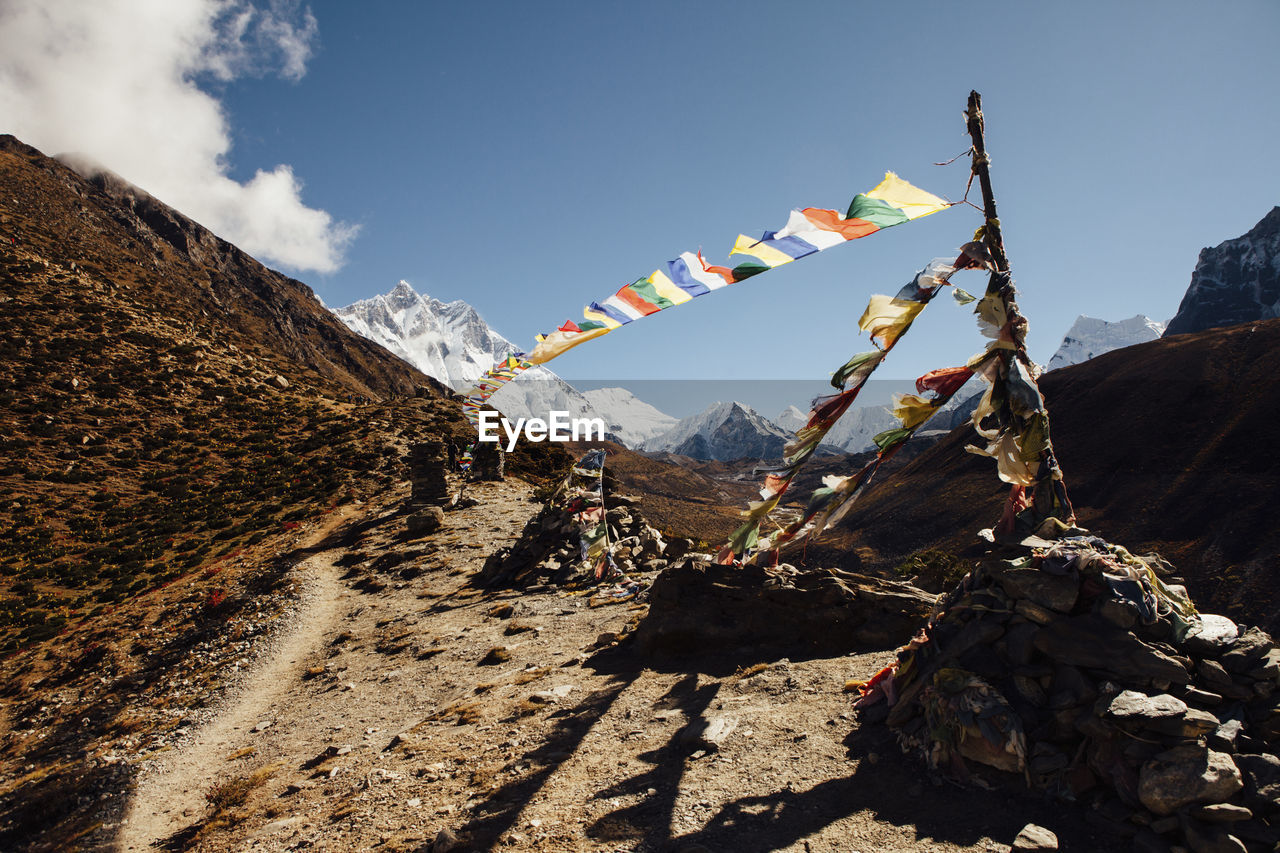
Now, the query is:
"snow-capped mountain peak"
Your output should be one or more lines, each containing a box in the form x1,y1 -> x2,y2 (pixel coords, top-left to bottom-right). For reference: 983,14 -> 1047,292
1048,314 -> 1165,371
774,405 -> 808,433
642,400 -> 792,461
332,282 -> 678,448
582,387 -> 678,447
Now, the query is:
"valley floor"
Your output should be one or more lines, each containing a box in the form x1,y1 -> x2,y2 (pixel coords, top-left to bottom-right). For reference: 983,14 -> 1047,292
108,480 -> 1121,852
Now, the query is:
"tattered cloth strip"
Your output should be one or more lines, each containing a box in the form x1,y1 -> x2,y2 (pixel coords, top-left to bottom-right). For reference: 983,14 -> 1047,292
963,270 -> 1074,535
525,173 -> 951,366
458,443 -> 475,474
556,449 -> 617,580
719,246 -> 990,563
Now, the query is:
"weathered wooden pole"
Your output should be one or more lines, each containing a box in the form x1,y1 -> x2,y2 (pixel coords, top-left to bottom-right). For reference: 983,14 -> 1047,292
964,91 -> 1075,536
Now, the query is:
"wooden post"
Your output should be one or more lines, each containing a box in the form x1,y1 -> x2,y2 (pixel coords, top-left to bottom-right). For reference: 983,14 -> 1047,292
964,91 -> 1075,535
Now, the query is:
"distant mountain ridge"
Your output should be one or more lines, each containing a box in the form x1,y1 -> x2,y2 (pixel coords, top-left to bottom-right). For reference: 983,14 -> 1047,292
1048,315 -> 1166,371
1165,207 -> 1280,336
643,400 -> 793,461
333,281 -> 676,448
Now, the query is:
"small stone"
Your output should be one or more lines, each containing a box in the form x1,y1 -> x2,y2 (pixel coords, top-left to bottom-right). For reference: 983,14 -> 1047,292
678,714 -> 739,751
1246,648 -> 1280,682
407,506 -> 445,536
1099,598 -> 1139,628
1015,599 -> 1057,624
407,798 -> 421,807
1191,803 -> 1252,823
1182,821 -> 1246,853
1181,687 -> 1224,707
1012,823 -> 1058,850
1138,745 -> 1243,815
664,538 -> 693,561
1105,690 -> 1187,723
1234,753 -> 1280,806
1132,827 -> 1172,853
1220,627 -> 1273,673
1197,659 -> 1234,687
251,720 -> 273,732
992,564 -> 1080,612
1208,719 -> 1244,752
431,827 -> 463,853
1179,708 -> 1221,738
1035,615 -> 1190,686
1183,614 -> 1240,656
271,374 -> 290,389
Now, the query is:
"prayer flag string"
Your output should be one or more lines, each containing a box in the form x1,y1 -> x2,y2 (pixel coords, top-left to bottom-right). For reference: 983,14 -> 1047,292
718,244 -> 992,563
458,173 -> 952,427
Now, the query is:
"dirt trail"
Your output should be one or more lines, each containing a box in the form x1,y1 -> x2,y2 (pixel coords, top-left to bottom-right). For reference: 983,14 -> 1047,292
116,506 -> 363,852
111,481 -> 1124,853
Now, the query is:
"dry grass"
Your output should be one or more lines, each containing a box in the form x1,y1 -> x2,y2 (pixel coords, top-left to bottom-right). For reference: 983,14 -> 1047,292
478,646 -> 510,666
111,713 -> 148,734
733,663 -> 770,680
437,701 -> 484,725
512,667 -> 550,685
205,763 -> 280,816
225,747 -> 257,761
503,621 -> 535,636
486,603 -> 514,619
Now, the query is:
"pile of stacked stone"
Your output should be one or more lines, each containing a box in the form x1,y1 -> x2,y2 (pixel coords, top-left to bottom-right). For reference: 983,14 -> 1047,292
477,492 -> 691,589
405,440 -> 451,536
859,532 -> 1280,853
469,442 -> 504,481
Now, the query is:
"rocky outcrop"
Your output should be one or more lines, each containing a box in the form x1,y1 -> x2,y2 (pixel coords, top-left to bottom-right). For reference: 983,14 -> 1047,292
633,561 -> 936,657
476,493 -> 678,588
1165,207 -> 1280,336
860,533 -> 1280,853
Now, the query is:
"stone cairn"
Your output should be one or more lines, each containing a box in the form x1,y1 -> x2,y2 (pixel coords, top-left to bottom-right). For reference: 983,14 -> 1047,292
470,442 -> 504,481
477,491 -> 688,589
405,440 -> 450,536
855,531 -> 1280,853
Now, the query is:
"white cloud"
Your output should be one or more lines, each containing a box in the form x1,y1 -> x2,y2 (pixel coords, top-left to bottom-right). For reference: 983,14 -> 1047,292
0,0 -> 352,273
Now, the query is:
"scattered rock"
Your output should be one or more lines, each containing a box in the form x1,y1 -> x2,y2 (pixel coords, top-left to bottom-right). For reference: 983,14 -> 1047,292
1138,745 -> 1243,815
1192,803 -> 1253,823
407,506 -> 445,536
1184,614 -> 1240,656
431,827 -> 463,853
1012,823 -> 1058,850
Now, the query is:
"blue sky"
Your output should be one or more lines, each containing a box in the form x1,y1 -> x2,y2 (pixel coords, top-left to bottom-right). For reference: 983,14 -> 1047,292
6,0 -> 1279,405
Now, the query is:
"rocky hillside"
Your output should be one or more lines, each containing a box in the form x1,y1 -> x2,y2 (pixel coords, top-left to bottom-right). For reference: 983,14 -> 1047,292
0,135 -> 569,849
4,137 -> 431,400
805,318 -> 1280,632
1165,207 -> 1280,336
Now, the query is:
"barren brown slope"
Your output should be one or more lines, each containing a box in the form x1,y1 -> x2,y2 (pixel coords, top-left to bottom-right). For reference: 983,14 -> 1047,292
0,134 -> 569,851
805,318 -> 1280,630
564,440 -> 757,545
1,134 -> 427,399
